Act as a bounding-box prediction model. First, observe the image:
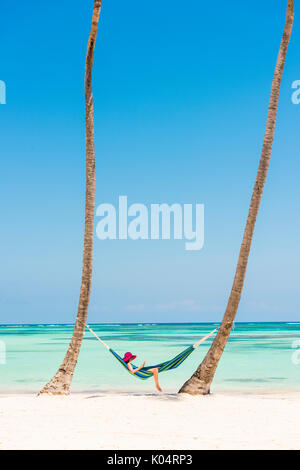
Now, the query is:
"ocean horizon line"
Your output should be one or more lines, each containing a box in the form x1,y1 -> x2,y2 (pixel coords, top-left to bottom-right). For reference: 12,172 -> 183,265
0,320 -> 299,327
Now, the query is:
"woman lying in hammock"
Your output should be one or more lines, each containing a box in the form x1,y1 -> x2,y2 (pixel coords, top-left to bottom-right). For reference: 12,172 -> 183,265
123,352 -> 162,392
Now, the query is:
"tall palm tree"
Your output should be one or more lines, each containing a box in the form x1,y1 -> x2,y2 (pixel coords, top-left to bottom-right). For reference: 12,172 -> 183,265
39,0 -> 102,395
179,0 -> 294,395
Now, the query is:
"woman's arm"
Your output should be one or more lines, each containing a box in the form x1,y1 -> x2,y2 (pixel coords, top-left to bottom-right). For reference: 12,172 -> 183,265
127,361 -> 146,374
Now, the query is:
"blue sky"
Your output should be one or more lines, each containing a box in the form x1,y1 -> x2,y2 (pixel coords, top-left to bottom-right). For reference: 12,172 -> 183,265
0,0 -> 299,323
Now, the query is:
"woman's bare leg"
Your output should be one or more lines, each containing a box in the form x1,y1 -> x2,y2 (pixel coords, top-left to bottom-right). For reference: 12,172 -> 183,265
149,368 -> 162,392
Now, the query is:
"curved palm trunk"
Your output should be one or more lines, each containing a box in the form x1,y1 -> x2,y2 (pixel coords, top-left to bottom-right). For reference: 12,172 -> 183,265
179,0 -> 294,395
39,0 -> 102,395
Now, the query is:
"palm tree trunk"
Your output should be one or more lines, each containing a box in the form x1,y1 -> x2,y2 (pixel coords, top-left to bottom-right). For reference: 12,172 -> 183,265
179,0 -> 294,395
39,0 -> 102,395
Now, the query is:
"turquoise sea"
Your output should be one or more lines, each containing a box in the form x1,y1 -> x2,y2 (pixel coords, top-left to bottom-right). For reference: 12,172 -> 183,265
0,322 -> 300,393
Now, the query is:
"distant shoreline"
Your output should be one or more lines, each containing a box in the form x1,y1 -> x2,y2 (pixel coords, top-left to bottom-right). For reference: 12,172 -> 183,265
1,321 -> 300,326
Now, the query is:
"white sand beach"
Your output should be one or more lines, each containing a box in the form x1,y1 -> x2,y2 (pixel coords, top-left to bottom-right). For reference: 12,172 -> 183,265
0,391 -> 299,450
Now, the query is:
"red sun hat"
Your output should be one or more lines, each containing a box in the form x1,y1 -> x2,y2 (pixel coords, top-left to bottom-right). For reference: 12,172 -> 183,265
123,352 -> 136,362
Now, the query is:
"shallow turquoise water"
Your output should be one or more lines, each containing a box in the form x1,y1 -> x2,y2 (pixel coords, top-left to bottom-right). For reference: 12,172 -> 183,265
0,322 -> 300,393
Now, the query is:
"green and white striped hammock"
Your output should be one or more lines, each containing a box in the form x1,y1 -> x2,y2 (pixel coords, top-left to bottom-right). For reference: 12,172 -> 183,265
86,325 -> 217,380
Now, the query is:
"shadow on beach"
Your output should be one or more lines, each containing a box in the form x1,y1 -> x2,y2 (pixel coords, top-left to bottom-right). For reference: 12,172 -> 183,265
84,391 -> 183,401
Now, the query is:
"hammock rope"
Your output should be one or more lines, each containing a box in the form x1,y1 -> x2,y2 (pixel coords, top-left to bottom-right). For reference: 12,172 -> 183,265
86,325 -> 217,380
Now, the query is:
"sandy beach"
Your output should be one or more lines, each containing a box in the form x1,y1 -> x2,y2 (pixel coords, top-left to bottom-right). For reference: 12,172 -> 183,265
0,391 -> 299,450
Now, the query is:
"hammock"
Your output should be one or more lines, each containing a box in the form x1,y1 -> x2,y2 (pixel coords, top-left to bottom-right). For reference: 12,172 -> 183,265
86,325 -> 217,380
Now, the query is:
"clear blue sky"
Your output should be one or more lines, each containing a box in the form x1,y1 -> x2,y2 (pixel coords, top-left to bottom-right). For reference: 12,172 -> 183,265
0,0 -> 299,324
